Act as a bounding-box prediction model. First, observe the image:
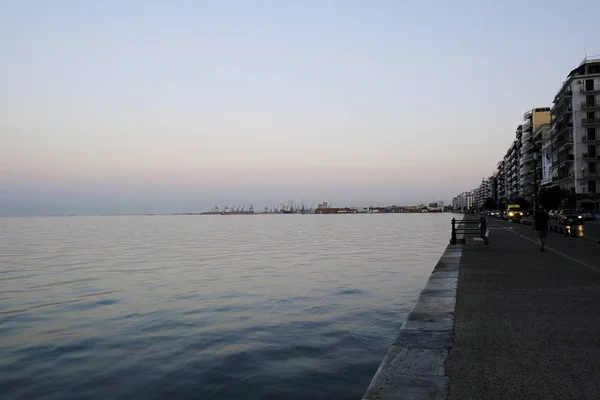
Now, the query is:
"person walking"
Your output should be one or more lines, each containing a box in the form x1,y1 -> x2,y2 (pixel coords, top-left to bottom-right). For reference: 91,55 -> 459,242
533,206 -> 550,251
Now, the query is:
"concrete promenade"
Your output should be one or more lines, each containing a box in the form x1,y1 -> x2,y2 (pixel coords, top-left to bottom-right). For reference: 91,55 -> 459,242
363,215 -> 600,400
448,217 -> 600,400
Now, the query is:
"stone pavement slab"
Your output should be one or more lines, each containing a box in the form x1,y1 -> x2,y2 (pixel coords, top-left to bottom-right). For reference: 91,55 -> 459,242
362,245 -> 462,400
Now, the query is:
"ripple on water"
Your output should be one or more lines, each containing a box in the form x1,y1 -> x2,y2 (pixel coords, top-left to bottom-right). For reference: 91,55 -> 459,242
0,214 -> 450,400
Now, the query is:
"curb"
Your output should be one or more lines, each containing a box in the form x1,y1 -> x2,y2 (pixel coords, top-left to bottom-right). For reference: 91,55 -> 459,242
362,246 -> 462,400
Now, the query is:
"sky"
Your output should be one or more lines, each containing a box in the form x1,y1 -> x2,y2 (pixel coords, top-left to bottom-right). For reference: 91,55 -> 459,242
1,0 -> 600,215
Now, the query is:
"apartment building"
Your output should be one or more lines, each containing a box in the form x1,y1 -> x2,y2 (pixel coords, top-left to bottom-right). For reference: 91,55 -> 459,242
496,161 -> 506,205
549,57 -> 600,208
505,127 -> 522,203
536,124 -> 553,188
519,108 -> 551,204
452,191 -> 474,211
474,178 -> 492,209
452,197 -> 459,210
453,57 -> 600,211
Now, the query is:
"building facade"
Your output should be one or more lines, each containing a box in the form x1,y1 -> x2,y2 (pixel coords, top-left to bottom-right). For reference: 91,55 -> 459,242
535,124 -> 552,190
452,191 -> 474,211
505,128 -> 521,203
519,108 -> 551,205
549,57 -> 600,208
496,161 -> 506,205
474,178 -> 492,209
453,57 -> 600,211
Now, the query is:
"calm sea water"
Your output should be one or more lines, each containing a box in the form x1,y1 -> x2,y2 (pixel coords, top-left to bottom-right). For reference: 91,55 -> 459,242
1,214 -> 451,400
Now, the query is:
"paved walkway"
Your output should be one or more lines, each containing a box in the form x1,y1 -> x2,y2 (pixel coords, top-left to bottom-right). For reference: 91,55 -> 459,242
447,218 -> 600,400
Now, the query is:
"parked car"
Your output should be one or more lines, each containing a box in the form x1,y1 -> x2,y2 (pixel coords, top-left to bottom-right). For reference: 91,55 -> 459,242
558,209 -> 584,225
548,210 -> 557,219
490,210 -> 501,218
578,209 -> 593,221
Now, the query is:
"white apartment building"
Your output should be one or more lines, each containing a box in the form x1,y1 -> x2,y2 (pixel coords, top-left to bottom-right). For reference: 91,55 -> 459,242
465,191 -> 474,210
473,178 -> 492,209
453,191 -> 474,210
549,57 -> 600,208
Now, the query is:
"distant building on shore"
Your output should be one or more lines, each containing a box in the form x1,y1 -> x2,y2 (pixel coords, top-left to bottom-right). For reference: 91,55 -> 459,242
452,191 -> 473,211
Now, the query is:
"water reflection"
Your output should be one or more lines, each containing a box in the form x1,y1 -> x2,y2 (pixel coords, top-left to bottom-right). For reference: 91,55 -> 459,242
0,214 -> 451,400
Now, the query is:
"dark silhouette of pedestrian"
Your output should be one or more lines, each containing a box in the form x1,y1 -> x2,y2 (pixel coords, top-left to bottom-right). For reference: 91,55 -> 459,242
533,206 -> 550,251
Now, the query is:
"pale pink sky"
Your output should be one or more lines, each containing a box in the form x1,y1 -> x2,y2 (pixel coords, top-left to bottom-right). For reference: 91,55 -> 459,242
2,0 -> 598,215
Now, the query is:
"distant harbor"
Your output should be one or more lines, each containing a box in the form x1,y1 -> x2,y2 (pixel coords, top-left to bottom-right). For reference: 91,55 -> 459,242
195,201 -> 448,215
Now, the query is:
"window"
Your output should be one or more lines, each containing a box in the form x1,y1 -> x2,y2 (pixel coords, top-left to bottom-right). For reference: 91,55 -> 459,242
589,144 -> 597,158
588,127 -> 596,140
587,111 -> 595,120
590,162 -> 597,174
585,79 -> 595,91
589,181 -> 597,194
587,95 -> 596,106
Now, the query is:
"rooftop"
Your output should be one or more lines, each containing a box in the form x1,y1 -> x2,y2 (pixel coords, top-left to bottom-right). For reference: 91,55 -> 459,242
554,55 -> 600,101
578,54 -> 600,67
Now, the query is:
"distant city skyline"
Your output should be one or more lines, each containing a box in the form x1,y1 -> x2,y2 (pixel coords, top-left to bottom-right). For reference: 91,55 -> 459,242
2,1 -> 600,216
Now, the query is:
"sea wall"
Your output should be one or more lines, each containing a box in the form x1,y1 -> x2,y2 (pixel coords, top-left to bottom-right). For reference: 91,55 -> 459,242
362,244 -> 462,400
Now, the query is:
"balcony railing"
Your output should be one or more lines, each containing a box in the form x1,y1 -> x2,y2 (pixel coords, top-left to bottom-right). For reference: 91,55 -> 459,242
581,102 -> 600,110
583,153 -> 598,160
582,118 -> 600,126
552,125 -> 573,139
557,155 -> 575,164
582,134 -> 598,142
552,89 -> 573,112
552,136 -> 574,153
553,130 -> 574,142
552,117 -> 573,133
580,87 -> 600,94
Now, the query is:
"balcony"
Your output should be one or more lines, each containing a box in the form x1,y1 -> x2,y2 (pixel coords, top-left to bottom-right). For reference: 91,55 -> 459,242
557,154 -> 575,164
583,153 -> 598,160
582,118 -> 600,126
583,172 -> 598,179
520,156 -> 533,165
551,135 -> 574,153
552,125 -> 574,140
582,134 -> 598,142
580,87 -> 600,94
552,110 -> 573,127
553,87 -> 573,109
553,166 -> 574,181
581,102 -> 600,111
552,119 -> 573,137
